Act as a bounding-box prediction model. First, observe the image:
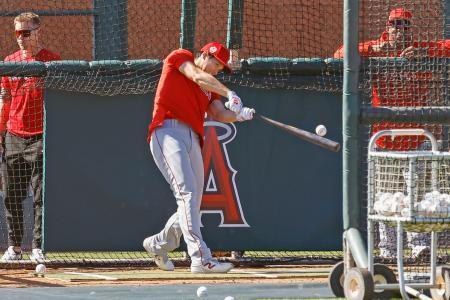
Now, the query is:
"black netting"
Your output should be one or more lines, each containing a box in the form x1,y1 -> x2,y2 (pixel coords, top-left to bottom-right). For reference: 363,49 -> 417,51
0,1 -> 346,268
0,1 -> 346,95
359,0 -> 450,279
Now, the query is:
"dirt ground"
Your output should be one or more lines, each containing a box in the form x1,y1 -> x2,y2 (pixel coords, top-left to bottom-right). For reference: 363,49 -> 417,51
0,265 -> 330,288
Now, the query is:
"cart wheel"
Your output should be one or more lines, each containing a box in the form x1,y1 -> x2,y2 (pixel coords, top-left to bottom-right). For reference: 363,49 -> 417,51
430,266 -> 450,300
373,264 -> 398,299
328,261 -> 345,297
344,267 -> 374,300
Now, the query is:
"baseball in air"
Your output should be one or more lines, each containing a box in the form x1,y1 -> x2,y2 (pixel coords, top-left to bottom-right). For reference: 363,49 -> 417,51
315,124 -> 327,136
197,286 -> 208,297
35,264 -> 46,275
224,297 -> 235,300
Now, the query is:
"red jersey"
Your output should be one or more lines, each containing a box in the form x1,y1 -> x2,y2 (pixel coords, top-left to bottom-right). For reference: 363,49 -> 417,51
147,49 -> 220,146
1,49 -> 61,137
334,35 -> 450,150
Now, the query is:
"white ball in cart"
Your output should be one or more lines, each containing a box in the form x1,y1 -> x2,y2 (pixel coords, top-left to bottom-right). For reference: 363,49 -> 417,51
401,207 -> 410,217
373,200 -> 383,214
392,192 -> 405,202
443,193 -> 450,205
315,124 -> 327,136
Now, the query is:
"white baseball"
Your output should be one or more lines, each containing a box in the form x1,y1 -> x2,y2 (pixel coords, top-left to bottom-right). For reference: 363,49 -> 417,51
315,125 -> 327,136
401,207 -> 410,217
35,264 -> 46,274
373,200 -> 383,214
224,297 -> 235,300
392,192 -> 405,202
197,286 -> 208,297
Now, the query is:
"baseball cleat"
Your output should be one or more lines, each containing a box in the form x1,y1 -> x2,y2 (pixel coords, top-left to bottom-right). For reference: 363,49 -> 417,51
191,259 -> 233,273
143,237 -> 174,271
30,248 -> 46,262
1,246 -> 23,261
154,255 -> 175,271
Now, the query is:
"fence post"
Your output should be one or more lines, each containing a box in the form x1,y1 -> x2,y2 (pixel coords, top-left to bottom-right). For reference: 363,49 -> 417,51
93,0 -> 128,60
342,0 -> 366,267
180,0 -> 197,52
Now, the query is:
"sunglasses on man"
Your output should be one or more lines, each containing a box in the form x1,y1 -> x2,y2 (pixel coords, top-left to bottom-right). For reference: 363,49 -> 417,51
388,19 -> 411,29
15,27 -> 39,38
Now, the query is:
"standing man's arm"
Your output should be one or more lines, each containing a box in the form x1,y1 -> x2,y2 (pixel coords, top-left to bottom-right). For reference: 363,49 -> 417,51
400,46 -> 429,58
401,40 -> 450,58
435,40 -> 450,57
0,87 -> 11,136
0,87 -> 11,156
333,42 -> 378,58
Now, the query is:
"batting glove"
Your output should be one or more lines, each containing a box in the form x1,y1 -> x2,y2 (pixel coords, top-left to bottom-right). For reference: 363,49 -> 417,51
236,107 -> 255,122
225,91 -> 243,113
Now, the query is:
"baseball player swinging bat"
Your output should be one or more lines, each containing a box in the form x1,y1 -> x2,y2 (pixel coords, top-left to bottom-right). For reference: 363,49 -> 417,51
254,113 -> 341,152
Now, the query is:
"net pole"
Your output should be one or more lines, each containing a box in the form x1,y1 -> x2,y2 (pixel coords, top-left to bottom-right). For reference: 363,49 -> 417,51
226,0 -> 243,49
180,0 -> 197,52
93,0 -> 128,60
342,0 -> 361,231
342,0 -> 367,267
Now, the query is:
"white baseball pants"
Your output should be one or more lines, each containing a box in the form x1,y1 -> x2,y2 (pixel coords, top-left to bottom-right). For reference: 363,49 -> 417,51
149,119 -> 212,266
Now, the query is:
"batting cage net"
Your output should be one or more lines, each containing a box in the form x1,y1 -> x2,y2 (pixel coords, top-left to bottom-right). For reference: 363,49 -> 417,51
358,0 -> 450,282
0,0 -> 449,270
0,0 -> 346,268
0,0 -> 346,96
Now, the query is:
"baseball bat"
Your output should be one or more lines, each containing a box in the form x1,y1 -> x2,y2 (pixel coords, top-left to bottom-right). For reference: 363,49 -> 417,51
254,113 -> 341,152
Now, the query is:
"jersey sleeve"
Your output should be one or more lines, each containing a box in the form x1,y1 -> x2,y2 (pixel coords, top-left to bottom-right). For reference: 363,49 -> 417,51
333,42 -> 373,58
1,55 -> 11,90
429,40 -> 450,57
166,49 -> 194,69
359,43 -> 374,57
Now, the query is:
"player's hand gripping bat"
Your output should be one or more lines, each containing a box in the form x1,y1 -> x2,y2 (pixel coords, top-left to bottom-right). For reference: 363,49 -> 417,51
254,113 -> 341,152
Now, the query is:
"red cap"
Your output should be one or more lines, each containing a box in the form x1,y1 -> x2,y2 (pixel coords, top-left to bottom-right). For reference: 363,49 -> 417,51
200,42 -> 231,73
388,8 -> 413,21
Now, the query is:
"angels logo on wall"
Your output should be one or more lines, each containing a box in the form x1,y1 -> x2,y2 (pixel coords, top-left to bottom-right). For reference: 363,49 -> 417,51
201,119 -> 249,227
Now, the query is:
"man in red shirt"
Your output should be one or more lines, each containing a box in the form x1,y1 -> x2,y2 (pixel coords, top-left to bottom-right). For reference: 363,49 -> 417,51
0,12 -> 61,262
334,8 -> 450,259
143,42 -> 254,273
335,8 -> 449,150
